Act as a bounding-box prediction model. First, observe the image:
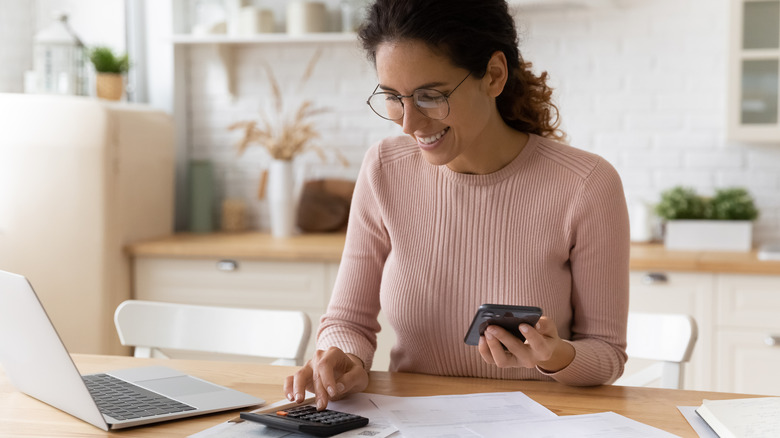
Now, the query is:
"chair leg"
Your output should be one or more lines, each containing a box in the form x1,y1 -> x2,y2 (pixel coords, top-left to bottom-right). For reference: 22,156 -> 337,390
133,347 -> 152,358
660,362 -> 683,389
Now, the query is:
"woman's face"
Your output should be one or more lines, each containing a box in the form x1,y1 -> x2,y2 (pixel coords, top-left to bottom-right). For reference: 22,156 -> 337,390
374,40 -> 497,171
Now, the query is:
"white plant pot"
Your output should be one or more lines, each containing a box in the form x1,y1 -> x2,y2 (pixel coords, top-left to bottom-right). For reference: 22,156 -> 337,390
267,159 -> 297,238
664,220 -> 753,252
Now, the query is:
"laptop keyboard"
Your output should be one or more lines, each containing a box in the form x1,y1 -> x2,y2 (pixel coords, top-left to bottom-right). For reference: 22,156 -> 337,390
83,373 -> 196,420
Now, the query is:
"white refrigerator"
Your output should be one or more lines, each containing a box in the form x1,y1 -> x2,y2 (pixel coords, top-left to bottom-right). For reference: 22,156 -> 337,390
0,93 -> 175,355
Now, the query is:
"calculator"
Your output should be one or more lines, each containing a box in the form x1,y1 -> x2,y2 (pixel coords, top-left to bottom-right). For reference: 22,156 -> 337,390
240,405 -> 370,437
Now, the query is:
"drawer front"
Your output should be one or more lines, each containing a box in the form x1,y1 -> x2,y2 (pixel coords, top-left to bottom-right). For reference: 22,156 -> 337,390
134,257 -> 332,309
718,274 -> 780,330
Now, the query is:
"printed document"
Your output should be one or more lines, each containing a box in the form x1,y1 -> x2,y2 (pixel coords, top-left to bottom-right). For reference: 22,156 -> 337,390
464,411 -> 680,438
369,391 -> 556,437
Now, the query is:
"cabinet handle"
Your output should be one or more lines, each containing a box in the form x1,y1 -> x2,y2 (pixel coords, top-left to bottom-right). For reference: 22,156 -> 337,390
641,272 -> 668,285
765,335 -> 780,347
216,259 -> 239,272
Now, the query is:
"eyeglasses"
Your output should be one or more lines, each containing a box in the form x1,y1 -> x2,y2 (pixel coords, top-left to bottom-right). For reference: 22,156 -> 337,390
366,72 -> 471,121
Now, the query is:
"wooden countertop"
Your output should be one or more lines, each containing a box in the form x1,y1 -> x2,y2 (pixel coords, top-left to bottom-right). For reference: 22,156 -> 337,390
127,233 -> 780,275
127,232 -> 346,263
629,242 -> 780,275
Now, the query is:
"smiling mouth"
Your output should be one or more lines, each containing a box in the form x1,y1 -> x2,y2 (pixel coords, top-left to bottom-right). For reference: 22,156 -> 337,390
417,127 -> 449,145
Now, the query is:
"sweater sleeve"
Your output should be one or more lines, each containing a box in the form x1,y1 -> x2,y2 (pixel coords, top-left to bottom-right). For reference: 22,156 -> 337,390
315,144 -> 391,370
541,158 -> 630,385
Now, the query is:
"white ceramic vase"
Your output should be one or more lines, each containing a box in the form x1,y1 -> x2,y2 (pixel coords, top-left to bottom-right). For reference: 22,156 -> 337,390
267,159 -> 297,238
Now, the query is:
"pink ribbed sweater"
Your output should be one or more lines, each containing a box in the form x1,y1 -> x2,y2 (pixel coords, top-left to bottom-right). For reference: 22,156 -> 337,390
317,134 -> 630,386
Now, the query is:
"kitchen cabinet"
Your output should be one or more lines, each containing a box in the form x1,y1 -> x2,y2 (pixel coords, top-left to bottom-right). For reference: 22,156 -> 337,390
728,0 -> 780,142
129,233 -> 397,371
133,256 -> 338,363
629,269 -> 780,395
715,274 -> 780,395
130,235 -> 780,390
627,271 -> 714,391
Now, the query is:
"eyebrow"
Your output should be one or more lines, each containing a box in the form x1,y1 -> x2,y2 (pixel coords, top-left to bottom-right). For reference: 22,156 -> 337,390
377,80 -> 448,93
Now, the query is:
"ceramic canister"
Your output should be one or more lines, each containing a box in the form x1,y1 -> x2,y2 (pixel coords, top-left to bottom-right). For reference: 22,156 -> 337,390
286,1 -> 328,35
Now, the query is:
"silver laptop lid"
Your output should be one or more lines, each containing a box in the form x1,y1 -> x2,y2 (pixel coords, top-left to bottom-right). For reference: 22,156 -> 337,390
0,270 -> 109,430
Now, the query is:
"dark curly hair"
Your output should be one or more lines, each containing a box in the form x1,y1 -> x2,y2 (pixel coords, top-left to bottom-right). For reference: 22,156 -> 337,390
357,0 -> 565,141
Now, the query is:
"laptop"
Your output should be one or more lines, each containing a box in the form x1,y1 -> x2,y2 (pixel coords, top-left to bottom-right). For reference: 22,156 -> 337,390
0,270 -> 264,430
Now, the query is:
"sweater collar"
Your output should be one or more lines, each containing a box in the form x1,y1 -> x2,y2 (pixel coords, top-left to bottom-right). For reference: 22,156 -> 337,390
438,134 -> 540,186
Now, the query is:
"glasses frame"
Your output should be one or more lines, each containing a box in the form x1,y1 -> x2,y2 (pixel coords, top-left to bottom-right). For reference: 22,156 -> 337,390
366,72 -> 472,121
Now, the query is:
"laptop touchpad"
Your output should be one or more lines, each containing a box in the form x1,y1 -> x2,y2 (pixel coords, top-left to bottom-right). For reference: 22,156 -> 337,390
138,376 -> 225,397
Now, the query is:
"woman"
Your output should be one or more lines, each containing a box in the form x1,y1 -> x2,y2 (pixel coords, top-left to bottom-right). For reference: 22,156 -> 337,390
285,0 -> 630,410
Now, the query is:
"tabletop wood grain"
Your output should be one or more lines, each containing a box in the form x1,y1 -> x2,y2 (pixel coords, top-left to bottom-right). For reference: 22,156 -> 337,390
0,354 -> 761,437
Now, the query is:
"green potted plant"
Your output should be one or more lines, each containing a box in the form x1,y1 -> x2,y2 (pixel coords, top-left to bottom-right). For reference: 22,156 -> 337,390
655,186 -> 759,251
88,46 -> 129,100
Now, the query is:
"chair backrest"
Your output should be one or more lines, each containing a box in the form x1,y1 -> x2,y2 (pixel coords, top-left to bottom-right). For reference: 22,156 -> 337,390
114,300 -> 311,366
614,312 -> 698,390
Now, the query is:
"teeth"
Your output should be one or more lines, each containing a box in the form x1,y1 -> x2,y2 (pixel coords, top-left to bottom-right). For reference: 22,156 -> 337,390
419,128 -> 448,144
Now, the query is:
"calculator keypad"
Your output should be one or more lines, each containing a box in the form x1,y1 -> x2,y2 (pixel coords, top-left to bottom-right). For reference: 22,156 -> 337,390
240,405 -> 370,437
278,405 -> 363,424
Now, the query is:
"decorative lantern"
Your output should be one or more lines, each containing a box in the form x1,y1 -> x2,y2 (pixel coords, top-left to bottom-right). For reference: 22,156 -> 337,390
32,13 -> 88,96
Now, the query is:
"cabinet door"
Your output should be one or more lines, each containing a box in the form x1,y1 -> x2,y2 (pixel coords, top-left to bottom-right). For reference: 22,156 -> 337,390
628,271 -> 714,390
717,328 -> 780,395
728,0 -> 780,141
716,274 -> 780,394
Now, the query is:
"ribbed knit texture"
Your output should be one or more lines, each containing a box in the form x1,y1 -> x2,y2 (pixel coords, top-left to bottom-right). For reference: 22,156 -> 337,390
317,134 -> 630,386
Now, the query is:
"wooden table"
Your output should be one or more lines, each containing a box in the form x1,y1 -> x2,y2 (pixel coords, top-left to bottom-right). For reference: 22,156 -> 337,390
0,354 -> 760,437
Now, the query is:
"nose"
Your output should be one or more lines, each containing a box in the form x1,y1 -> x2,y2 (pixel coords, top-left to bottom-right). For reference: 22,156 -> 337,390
399,102 -> 428,136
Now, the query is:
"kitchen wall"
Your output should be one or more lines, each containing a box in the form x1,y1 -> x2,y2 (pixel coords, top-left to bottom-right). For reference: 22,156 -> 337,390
0,0 -> 125,94
187,0 -> 780,243
0,0 -> 34,92
3,0 -> 779,243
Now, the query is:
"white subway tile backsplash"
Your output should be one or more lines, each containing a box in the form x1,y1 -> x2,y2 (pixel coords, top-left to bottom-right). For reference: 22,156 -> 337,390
182,0 -> 780,242
683,151 -> 744,168
653,169 -> 717,189
653,132 -> 719,149
625,114 -> 685,131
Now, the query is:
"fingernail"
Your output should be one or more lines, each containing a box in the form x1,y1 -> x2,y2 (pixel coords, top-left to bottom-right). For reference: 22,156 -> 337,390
327,386 -> 336,397
536,322 -> 541,330
485,330 -> 494,340
287,393 -> 293,401
317,399 -> 326,410
521,325 -> 529,333
336,383 -> 345,393
295,392 -> 303,402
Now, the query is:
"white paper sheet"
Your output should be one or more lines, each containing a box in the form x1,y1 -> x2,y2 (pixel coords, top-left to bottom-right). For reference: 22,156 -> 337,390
368,391 -> 556,438
188,393 -> 398,438
464,411 -> 681,438
677,406 -> 718,438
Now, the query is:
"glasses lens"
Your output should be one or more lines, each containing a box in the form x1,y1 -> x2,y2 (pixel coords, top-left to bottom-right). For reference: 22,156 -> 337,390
368,93 -> 403,120
413,89 -> 449,120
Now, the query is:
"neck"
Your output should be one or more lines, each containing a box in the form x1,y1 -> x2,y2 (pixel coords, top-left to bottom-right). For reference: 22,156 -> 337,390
447,121 -> 529,175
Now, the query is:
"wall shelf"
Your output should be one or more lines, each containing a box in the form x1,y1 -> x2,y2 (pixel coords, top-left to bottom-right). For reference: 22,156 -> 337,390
171,33 -> 358,45
172,33 -> 359,98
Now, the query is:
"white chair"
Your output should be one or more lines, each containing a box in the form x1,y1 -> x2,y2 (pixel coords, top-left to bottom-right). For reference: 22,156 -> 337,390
114,300 -> 311,366
614,312 -> 698,390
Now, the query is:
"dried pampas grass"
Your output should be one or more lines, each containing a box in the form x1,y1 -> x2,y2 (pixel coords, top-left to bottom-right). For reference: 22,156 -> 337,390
229,48 -> 348,166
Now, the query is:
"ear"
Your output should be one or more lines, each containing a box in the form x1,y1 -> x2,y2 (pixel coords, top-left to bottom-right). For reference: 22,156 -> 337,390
483,51 -> 509,98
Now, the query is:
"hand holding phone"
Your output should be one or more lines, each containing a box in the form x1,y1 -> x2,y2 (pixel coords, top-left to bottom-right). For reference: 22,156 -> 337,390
464,304 -> 543,346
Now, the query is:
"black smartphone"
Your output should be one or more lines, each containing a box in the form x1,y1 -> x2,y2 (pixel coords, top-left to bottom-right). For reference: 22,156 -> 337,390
464,304 -> 543,346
